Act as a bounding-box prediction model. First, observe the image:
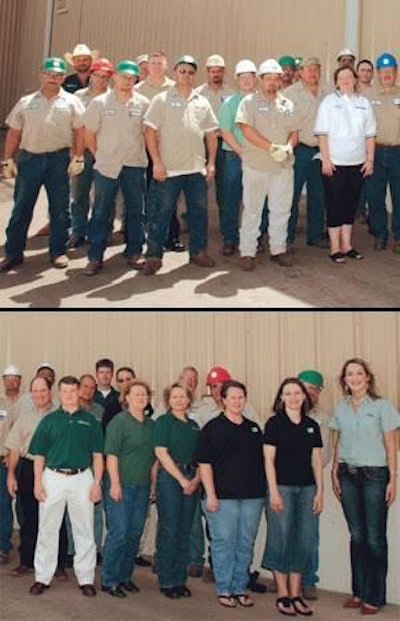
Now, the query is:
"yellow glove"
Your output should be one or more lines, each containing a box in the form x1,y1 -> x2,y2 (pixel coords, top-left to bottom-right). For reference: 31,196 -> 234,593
68,156 -> 85,176
2,158 -> 17,178
269,143 -> 293,163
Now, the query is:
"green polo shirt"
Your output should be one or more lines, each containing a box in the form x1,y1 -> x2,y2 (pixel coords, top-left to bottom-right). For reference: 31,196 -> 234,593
154,412 -> 200,464
105,410 -> 155,485
28,407 -> 104,469
218,92 -> 246,151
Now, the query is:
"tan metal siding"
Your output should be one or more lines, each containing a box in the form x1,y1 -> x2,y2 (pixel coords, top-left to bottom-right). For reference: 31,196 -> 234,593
361,0 -> 400,59
0,0 -> 23,125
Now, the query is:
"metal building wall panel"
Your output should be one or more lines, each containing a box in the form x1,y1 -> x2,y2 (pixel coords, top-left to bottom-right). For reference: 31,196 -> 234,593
361,0 -> 400,60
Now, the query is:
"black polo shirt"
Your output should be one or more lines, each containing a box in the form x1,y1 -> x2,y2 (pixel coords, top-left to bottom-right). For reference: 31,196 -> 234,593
264,413 -> 322,486
63,73 -> 89,94
196,414 -> 266,499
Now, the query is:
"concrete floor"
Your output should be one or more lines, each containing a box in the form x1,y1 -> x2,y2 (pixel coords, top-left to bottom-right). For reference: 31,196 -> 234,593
0,163 -> 399,308
1,543 -> 399,621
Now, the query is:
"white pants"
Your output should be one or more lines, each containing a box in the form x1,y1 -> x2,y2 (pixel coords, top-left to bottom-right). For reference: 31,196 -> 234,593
34,468 -> 96,585
239,164 -> 294,257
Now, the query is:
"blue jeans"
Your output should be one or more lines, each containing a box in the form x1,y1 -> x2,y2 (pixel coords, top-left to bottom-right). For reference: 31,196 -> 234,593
70,149 -> 95,237
88,167 -> 145,261
156,467 -> 198,588
5,148 -> 70,259
146,173 -> 208,259
287,144 -> 325,244
188,497 -> 205,566
203,497 -> 263,595
262,485 -> 317,575
301,516 -> 320,586
220,151 -> 242,245
338,463 -> 389,607
0,461 -> 13,553
102,481 -> 150,587
366,146 -> 400,242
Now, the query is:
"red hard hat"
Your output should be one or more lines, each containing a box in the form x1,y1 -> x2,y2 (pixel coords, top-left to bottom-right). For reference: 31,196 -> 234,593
90,58 -> 115,76
206,366 -> 232,385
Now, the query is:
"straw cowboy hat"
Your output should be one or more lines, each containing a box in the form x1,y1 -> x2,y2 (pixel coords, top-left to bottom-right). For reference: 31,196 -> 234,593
64,43 -> 99,65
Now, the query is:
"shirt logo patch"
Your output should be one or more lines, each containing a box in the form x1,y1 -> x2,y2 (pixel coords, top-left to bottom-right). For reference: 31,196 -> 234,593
306,427 -> 314,434
251,426 -> 259,433
170,101 -> 183,107
76,420 -> 91,426
104,108 -> 116,115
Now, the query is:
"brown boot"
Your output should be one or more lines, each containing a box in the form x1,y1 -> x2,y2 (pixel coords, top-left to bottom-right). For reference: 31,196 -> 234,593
83,260 -> 103,276
127,255 -> 145,270
142,258 -> 162,275
270,252 -> 293,267
240,256 -> 255,271
189,251 -> 215,268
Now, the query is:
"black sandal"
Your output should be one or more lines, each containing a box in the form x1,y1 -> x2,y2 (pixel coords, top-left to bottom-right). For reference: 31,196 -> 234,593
346,248 -> 363,260
292,596 -> 314,616
329,252 -> 346,263
276,597 -> 296,616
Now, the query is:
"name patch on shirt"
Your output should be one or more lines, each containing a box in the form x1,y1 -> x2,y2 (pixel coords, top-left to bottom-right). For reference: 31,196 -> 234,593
251,426 -> 259,434
170,101 -> 183,108
306,426 -> 315,434
128,105 -> 144,117
0,410 -> 7,419
104,108 -> 117,115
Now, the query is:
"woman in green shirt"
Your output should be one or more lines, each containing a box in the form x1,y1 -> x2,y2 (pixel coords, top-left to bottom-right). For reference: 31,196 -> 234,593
154,383 -> 201,599
101,380 -> 156,597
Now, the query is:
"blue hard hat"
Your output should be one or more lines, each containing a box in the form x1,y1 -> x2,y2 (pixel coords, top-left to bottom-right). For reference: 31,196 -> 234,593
376,53 -> 397,69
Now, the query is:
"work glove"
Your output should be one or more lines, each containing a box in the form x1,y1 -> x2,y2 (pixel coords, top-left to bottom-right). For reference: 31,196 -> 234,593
68,156 -> 85,176
2,158 -> 17,178
269,143 -> 293,163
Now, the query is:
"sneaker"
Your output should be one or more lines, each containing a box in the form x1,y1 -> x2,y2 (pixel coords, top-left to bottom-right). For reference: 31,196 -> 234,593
83,260 -> 103,276
240,256 -> 255,271
373,237 -> 386,251
302,585 -> 318,600
189,251 -> 215,268
142,258 -> 162,275
50,255 -> 69,269
270,252 -> 293,267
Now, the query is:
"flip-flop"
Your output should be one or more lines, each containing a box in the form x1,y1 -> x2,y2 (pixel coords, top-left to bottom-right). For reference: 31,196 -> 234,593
292,596 -> 314,616
276,597 -> 296,616
218,594 -> 237,608
235,594 -> 254,607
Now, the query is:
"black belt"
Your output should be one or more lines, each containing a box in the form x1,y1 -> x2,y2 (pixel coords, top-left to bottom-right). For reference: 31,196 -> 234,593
176,463 -> 196,472
50,467 -> 87,476
376,144 -> 400,149
298,143 -> 318,149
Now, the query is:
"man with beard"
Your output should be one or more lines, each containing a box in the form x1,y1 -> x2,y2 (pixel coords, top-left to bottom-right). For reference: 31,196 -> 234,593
63,44 -> 99,94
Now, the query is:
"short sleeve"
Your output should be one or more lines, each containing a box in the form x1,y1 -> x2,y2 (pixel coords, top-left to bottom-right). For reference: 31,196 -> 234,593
153,414 -> 170,448
84,99 -> 102,133
380,399 -> 400,433
143,93 -> 164,130
314,95 -> 331,135
195,423 -> 214,463
263,415 -> 279,445
90,418 -> 104,453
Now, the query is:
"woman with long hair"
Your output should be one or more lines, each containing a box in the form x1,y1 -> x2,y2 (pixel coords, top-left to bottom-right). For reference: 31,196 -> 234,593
330,358 -> 399,615
262,377 -> 323,616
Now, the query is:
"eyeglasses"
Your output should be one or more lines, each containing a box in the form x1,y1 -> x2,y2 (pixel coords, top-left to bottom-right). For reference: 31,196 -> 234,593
177,68 -> 195,75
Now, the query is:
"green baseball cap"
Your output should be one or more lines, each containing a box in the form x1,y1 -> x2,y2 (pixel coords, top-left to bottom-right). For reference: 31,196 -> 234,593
174,55 -> 198,70
42,57 -> 67,73
116,60 -> 139,76
278,55 -> 296,67
298,369 -> 324,388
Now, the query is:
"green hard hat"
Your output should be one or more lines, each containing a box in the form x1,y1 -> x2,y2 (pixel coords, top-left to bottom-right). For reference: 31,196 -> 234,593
174,55 -> 198,70
42,57 -> 67,73
298,369 -> 324,388
115,60 -> 139,76
278,55 -> 296,67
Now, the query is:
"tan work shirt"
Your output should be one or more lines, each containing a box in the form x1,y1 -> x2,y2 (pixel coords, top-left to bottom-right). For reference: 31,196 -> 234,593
236,91 -> 297,172
4,401 -> 55,459
75,86 -> 111,109
144,87 -> 218,174
366,85 -> 400,145
0,396 -> 10,457
84,89 -> 149,178
282,80 -> 328,147
136,76 -> 175,101
6,89 -> 85,153
195,83 -> 235,116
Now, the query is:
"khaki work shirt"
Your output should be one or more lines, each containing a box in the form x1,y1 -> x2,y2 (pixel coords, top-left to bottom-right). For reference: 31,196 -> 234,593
0,396 -> 10,457
136,76 -> 175,101
283,81 -> 328,147
195,83 -> 235,116
144,87 -> 218,174
236,91 -> 297,172
366,85 -> 400,145
4,401 -> 56,459
84,89 -> 149,178
75,86 -> 111,109
6,89 -> 85,153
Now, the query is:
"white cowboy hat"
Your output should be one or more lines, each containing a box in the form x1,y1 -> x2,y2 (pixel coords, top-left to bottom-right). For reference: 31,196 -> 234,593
64,43 -> 99,65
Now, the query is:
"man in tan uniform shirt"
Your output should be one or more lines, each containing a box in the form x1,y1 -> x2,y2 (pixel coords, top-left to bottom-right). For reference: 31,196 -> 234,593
0,57 -> 85,272
143,55 -> 218,275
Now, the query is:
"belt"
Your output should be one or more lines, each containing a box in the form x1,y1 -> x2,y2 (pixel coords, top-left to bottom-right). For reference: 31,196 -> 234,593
298,142 -> 318,149
176,463 -> 197,472
376,144 -> 400,148
50,467 -> 87,476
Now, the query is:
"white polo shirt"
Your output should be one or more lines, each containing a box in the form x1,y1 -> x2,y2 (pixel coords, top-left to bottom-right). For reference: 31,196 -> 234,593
314,90 -> 376,165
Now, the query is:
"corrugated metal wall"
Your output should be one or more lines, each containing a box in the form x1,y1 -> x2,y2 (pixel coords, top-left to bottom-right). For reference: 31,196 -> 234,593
0,310 -> 399,603
0,0 -> 23,126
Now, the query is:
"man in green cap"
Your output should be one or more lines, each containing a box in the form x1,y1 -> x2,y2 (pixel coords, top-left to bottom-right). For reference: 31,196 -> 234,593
83,60 -> 150,276
297,369 -> 332,601
142,55 -> 218,274
0,57 -> 85,272
278,56 -> 296,88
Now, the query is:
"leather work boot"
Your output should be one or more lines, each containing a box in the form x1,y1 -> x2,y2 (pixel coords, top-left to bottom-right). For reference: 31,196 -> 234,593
189,251 -> 215,268
221,242 -> 236,256
270,252 -> 293,267
127,255 -> 145,270
83,260 -> 103,276
142,258 -> 162,275
240,256 -> 255,271
0,257 -> 23,272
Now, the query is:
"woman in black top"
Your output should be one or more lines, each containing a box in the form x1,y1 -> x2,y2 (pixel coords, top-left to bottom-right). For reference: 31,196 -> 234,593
262,377 -> 323,617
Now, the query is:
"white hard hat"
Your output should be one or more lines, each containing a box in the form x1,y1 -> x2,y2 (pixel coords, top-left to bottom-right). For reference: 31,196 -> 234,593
235,59 -> 257,76
37,362 -> 55,372
258,58 -> 283,76
337,48 -> 355,61
206,54 -> 226,68
3,363 -> 21,376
